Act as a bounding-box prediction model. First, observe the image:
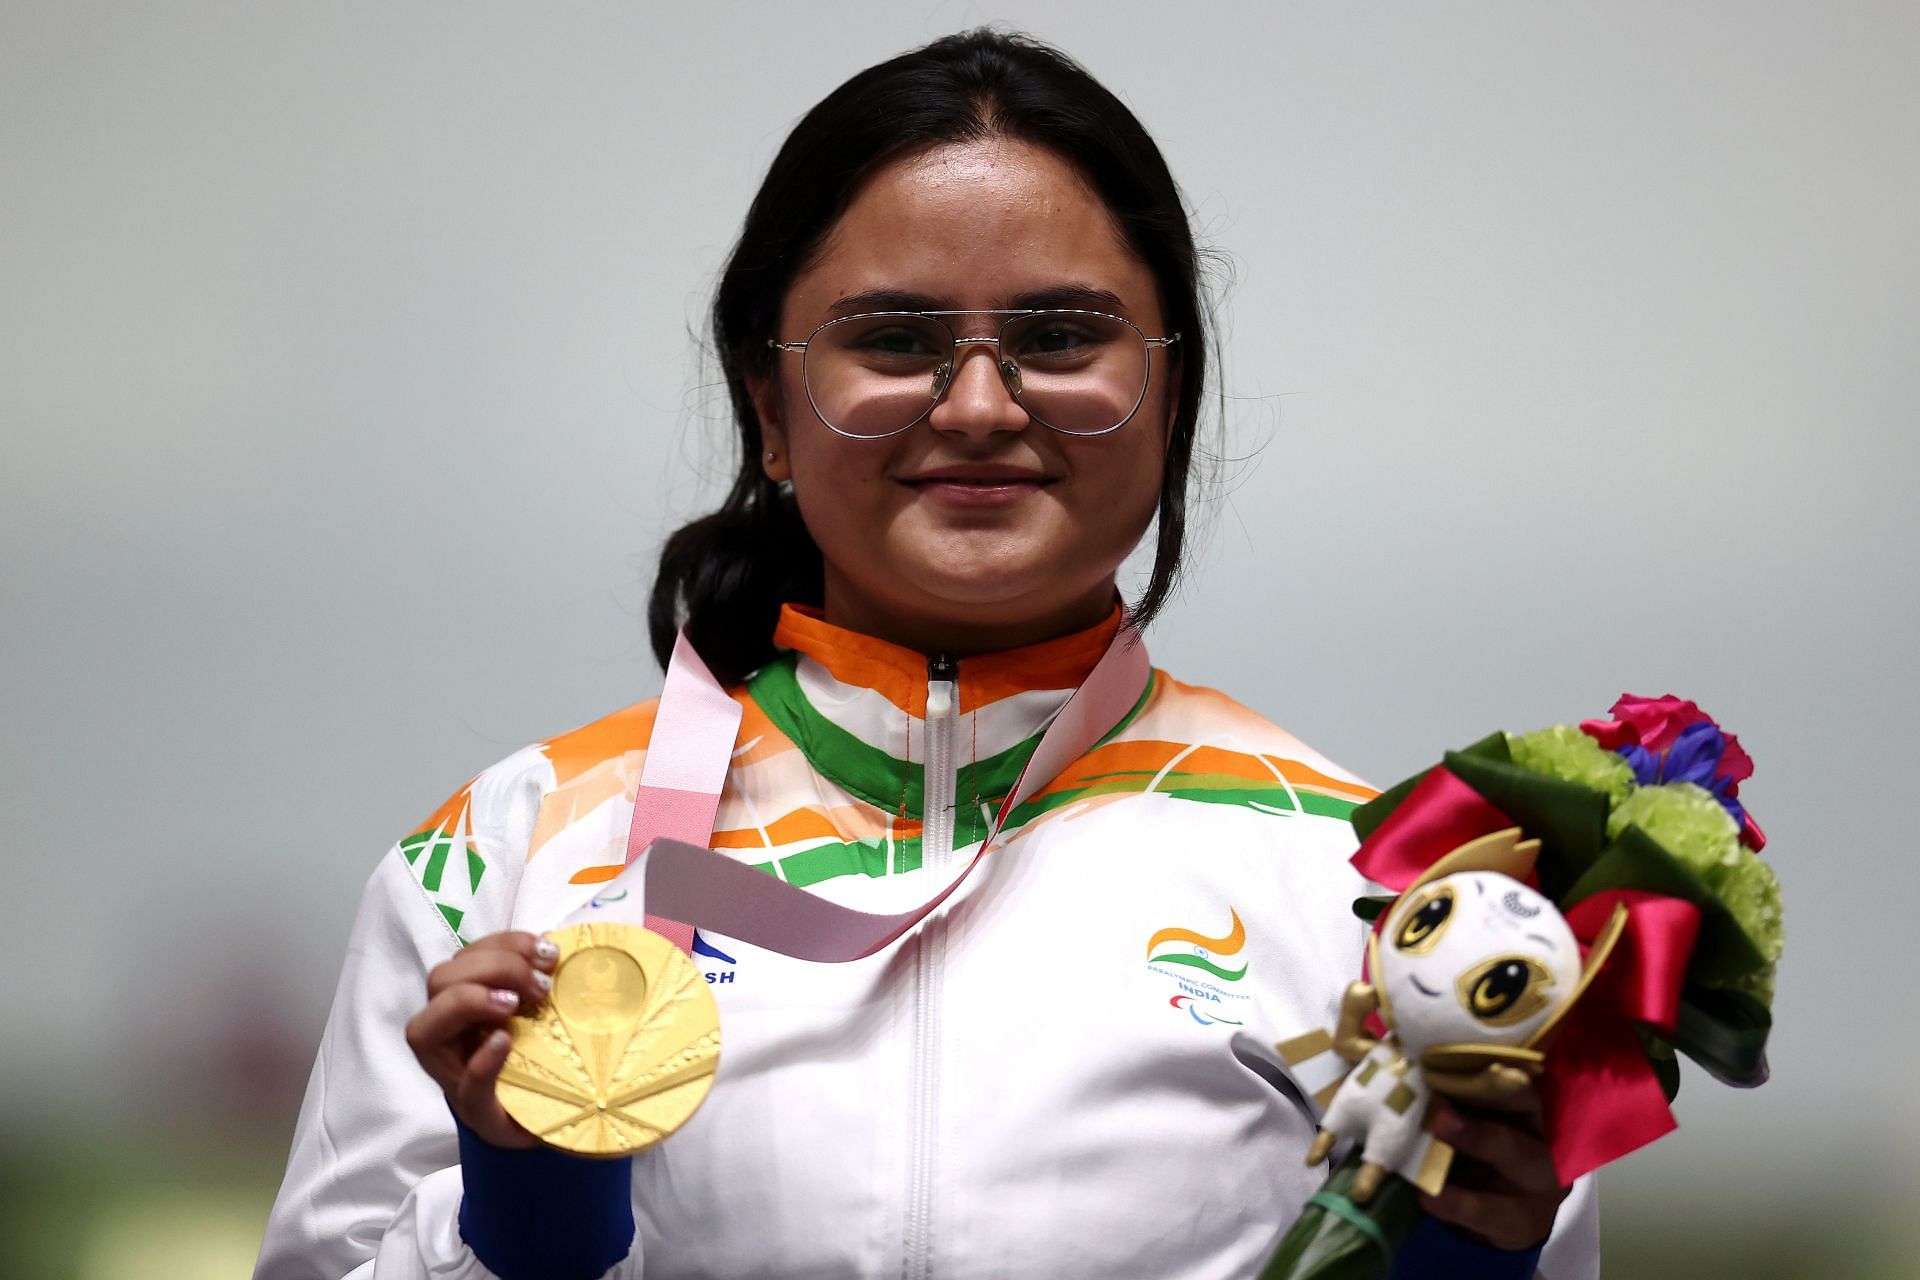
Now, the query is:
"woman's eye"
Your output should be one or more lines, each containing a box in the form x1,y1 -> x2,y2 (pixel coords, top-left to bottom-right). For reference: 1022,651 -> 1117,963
1393,887 -> 1453,954
1458,955 -> 1554,1026
1014,325 -> 1101,361
1025,326 -> 1085,353
857,328 -> 939,357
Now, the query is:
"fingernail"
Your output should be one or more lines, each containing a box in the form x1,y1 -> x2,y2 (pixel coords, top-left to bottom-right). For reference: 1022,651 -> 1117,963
1433,1110 -> 1463,1138
530,969 -> 552,993
487,1029 -> 511,1052
535,937 -> 559,964
490,988 -> 520,1010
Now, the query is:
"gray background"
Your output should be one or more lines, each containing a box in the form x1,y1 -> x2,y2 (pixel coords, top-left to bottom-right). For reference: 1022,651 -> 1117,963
3,3 -> 1915,1276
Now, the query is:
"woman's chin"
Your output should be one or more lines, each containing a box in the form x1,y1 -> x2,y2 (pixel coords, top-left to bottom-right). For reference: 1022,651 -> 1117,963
908,562 -> 1052,609
895,552 -> 1117,629
820,522 -> 1134,641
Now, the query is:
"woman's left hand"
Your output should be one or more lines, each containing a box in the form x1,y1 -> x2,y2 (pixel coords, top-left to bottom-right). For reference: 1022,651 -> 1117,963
1421,1086 -> 1569,1252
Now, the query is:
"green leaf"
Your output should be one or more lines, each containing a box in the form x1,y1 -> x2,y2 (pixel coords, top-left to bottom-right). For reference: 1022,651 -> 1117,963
1352,896 -> 1393,924
1670,985 -> 1773,1088
1456,730 -> 1515,763
1439,749 -> 1611,899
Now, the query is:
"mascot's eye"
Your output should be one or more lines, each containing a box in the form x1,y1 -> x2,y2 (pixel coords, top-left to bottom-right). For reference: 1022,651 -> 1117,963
1458,955 -> 1555,1027
1393,886 -> 1454,955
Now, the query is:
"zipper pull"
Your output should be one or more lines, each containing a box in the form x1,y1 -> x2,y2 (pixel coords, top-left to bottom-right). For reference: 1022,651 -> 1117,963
926,653 -> 956,719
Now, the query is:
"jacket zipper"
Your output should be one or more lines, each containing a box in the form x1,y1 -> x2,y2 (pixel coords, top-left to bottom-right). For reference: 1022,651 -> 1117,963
922,653 -> 958,869
905,652 -> 957,1279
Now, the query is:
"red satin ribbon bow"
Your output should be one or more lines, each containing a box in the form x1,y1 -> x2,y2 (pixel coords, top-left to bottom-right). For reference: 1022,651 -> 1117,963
1351,766 -> 1702,1184
1544,889 -> 1699,1182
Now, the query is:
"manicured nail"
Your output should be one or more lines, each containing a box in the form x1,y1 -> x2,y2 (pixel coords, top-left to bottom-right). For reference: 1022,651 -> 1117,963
487,1029 -> 511,1052
490,988 -> 520,1010
530,969 -> 552,993
535,937 -> 559,964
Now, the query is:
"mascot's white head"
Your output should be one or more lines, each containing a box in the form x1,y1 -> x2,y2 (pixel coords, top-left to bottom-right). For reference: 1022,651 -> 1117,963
1375,833 -> 1585,1055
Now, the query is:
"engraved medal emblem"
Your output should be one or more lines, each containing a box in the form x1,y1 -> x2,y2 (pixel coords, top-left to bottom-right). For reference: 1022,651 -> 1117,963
496,921 -> 721,1156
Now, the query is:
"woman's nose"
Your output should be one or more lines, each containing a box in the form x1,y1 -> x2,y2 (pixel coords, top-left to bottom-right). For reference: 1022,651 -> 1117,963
927,345 -> 1029,437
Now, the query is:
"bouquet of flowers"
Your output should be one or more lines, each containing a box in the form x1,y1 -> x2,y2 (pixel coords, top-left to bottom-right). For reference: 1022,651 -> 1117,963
1259,695 -> 1781,1280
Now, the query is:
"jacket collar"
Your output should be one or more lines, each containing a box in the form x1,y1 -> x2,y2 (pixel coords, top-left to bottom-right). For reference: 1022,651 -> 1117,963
772,603 -> 1123,720
747,603 -> 1125,818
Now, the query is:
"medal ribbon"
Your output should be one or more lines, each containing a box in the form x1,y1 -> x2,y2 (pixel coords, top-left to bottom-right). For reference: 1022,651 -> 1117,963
628,631 -> 746,954
565,619 -> 1151,963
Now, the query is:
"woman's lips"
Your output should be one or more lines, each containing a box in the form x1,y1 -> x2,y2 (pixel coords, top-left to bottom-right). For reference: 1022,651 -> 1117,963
907,477 -> 1049,507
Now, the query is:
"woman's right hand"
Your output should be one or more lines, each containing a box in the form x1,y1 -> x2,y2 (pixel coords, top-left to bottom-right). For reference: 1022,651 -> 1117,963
405,930 -> 559,1149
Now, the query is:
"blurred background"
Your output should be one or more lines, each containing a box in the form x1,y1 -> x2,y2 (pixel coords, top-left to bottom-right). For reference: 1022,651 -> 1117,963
3,3 -> 1915,1276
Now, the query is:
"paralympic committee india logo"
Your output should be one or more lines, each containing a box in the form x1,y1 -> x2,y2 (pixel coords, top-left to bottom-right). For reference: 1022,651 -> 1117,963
1146,908 -> 1252,1027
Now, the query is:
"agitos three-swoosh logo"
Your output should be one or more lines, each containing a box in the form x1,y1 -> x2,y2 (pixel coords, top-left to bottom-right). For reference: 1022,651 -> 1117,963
1145,908 -> 1248,981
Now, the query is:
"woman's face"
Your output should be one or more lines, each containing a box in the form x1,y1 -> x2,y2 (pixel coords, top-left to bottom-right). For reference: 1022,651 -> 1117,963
753,137 -> 1176,655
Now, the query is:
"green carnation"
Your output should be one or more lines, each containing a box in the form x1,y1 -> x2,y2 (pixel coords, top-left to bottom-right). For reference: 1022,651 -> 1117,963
1607,782 -> 1742,875
1507,725 -> 1637,805
1608,782 -> 1785,989
1717,855 -> 1785,966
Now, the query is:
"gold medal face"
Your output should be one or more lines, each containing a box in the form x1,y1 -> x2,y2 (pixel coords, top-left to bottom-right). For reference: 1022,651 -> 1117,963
497,922 -> 721,1157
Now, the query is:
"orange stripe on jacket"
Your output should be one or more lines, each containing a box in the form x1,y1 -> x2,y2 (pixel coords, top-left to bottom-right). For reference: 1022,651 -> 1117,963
774,603 -> 1123,718
713,803 -> 925,850
410,780 -> 474,841
775,607 -> 928,717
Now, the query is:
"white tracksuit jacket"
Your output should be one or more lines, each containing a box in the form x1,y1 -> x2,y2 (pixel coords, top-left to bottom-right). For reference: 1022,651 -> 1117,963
255,606 -> 1600,1279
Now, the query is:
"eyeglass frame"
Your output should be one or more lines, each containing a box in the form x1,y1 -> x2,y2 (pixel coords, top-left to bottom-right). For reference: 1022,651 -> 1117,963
767,308 -> 1181,440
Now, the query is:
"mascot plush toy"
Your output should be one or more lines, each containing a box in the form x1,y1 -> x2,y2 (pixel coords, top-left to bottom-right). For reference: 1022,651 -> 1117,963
1303,829 -> 1624,1203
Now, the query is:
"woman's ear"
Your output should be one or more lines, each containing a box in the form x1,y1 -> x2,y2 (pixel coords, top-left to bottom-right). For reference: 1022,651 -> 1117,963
748,374 -> 793,483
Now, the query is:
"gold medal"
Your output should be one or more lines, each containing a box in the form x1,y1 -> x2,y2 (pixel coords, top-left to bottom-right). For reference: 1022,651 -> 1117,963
496,921 -> 721,1157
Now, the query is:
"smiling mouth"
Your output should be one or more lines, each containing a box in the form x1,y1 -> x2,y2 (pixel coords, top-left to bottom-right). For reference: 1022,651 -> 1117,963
1409,976 -> 1443,998
903,473 -> 1052,487
901,474 -> 1052,508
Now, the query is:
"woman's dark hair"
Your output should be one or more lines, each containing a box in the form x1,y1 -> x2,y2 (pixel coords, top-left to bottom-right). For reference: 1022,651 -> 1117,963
650,27 -> 1210,682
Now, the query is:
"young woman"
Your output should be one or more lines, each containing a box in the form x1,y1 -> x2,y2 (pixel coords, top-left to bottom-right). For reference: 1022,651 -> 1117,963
256,31 -> 1597,1280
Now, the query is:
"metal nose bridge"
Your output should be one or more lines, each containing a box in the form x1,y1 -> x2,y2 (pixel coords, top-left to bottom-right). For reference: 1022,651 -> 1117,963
942,337 -> 1023,400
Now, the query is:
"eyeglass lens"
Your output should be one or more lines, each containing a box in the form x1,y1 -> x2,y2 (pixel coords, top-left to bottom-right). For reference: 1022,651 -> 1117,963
803,312 -> 1149,438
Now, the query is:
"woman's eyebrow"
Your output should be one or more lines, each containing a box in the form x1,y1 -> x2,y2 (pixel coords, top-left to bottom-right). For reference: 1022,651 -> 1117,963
1004,285 -> 1130,314
823,284 -> 1134,318
827,288 -> 957,316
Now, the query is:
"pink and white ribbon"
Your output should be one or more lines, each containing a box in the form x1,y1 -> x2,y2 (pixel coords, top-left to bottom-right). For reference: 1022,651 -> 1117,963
559,622 -> 1151,963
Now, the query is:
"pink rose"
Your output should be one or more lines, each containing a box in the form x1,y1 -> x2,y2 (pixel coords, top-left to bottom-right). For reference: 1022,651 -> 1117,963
1582,693 -> 1756,793
1590,694 -> 1706,752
